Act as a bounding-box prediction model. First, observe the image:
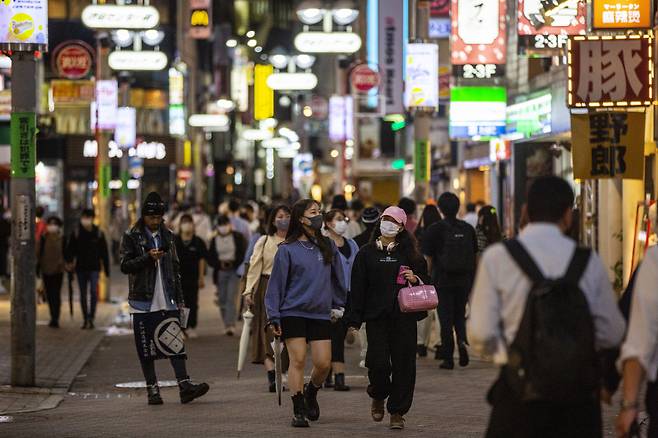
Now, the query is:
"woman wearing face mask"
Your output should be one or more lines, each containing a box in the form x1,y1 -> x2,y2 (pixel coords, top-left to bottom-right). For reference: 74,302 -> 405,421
243,205 -> 291,392
345,206 -> 430,430
37,216 -> 66,328
174,214 -> 209,338
208,215 -> 246,336
323,209 -> 359,391
265,199 -> 347,428
475,205 -> 504,255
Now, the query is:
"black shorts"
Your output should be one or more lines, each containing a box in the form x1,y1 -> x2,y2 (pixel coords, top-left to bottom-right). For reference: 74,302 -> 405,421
281,317 -> 331,342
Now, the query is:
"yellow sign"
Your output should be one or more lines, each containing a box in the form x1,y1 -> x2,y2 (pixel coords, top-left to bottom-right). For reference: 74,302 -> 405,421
190,10 -> 209,26
572,111 -> 645,180
254,64 -> 274,121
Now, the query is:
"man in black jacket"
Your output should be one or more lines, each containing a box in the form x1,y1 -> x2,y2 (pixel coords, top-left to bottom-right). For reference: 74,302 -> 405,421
65,209 -> 110,329
120,192 -> 209,405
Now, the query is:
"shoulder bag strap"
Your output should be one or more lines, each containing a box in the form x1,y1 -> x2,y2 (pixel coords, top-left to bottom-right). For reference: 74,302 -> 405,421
563,247 -> 591,284
503,239 -> 545,284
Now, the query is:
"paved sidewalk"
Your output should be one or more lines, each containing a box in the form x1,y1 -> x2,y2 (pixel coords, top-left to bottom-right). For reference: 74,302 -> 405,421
0,272 -> 127,414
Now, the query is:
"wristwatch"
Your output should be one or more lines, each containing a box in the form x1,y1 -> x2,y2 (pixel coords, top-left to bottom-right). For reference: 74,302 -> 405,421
620,399 -> 639,411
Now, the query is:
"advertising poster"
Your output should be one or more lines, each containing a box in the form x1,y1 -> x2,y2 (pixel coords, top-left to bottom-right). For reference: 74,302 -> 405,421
90,79 -> 118,131
405,43 -> 439,109
115,107 -> 137,149
379,0 -> 404,114
451,0 -> 506,67
0,0 -> 48,49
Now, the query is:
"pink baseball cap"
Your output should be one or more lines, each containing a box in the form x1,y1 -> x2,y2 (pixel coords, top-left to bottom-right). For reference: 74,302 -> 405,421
381,206 -> 407,226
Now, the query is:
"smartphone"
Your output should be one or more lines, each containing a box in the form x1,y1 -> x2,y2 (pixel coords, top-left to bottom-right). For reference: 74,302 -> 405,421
397,265 -> 410,285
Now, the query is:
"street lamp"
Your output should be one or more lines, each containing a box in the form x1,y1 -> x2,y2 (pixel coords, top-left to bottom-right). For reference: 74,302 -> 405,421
296,0 -> 326,25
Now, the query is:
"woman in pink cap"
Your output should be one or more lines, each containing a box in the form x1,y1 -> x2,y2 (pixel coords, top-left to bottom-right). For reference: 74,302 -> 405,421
345,206 -> 430,430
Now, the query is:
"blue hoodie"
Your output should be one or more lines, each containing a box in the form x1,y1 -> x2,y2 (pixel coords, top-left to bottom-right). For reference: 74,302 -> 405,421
265,240 -> 347,324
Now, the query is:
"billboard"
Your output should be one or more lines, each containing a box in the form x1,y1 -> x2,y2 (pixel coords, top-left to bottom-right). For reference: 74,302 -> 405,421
405,43 -> 439,110
518,0 -> 586,53
449,87 -> 507,139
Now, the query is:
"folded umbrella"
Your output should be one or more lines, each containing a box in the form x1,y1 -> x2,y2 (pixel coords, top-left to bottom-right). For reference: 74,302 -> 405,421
68,271 -> 74,318
237,309 -> 254,379
274,336 -> 283,406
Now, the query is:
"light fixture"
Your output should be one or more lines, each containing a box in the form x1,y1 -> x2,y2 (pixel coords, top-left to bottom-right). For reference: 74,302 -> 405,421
279,95 -> 292,107
293,54 -> 316,69
332,8 -> 359,25
189,114 -> 230,128
330,149 -> 339,158
226,38 -> 238,48
247,39 -> 257,48
303,106 -> 313,117
216,99 -> 236,112
242,128 -> 273,141
266,73 -> 318,91
255,46 -> 263,53
296,0 -> 326,24
259,118 -> 278,129
112,29 -> 134,48
141,29 -> 165,46
269,53 -> 290,70
246,30 -> 255,38
262,137 -> 289,149
279,127 -> 300,142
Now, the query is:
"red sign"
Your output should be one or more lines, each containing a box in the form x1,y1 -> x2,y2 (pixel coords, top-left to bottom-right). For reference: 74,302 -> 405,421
52,41 -> 94,80
568,34 -> 653,108
350,64 -> 380,93
430,0 -> 450,16
518,0 -> 586,36
451,0 -> 506,65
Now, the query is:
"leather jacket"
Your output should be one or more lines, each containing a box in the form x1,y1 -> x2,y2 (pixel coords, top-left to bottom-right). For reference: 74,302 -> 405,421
120,221 -> 184,305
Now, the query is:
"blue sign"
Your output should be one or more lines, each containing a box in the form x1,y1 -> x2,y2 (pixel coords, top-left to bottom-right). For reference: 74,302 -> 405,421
429,18 -> 451,39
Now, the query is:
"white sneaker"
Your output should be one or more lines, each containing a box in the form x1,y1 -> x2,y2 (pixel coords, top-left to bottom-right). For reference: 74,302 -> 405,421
359,360 -> 366,369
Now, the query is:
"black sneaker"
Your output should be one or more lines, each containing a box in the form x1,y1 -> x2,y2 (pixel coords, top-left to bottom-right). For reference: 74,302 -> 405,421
291,393 -> 309,428
147,385 -> 163,405
333,373 -> 350,392
417,344 -> 428,357
88,320 -> 95,330
440,359 -> 454,370
179,380 -> 210,404
304,383 -> 321,421
458,344 -> 470,367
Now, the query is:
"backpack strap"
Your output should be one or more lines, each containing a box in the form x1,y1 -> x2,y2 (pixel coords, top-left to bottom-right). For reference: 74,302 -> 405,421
563,247 -> 591,284
503,239 -> 545,284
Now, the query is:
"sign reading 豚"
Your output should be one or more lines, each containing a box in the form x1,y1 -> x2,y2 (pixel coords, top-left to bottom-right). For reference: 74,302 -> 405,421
0,0 -> 48,50
11,112 -> 36,178
572,111 -> 645,179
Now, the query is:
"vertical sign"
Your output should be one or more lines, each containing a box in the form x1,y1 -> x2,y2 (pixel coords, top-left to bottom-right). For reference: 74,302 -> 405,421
11,112 -> 36,178
405,43 -> 439,109
169,67 -> 185,136
254,64 -> 274,121
114,107 -> 136,149
571,112 -> 644,179
414,140 -> 430,181
379,0 -> 404,114
189,0 -> 212,39
329,95 -> 354,142
91,79 -> 118,130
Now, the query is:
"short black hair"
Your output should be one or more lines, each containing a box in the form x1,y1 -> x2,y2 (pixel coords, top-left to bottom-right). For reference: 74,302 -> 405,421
466,203 -> 476,213
36,206 -> 45,218
331,195 -> 348,211
46,216 -> 63,226
438,193 -> 460,218
216,214 -> 230,226
81,208 -> 95,218
180,214 -> 194,224
350,199 -> 364,212
527,176 -> 574,223
397,197 -> 417,215
228,199 -> 240,213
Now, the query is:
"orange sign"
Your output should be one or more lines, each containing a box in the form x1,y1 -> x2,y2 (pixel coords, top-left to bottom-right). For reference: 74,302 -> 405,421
592,0 -> 652,29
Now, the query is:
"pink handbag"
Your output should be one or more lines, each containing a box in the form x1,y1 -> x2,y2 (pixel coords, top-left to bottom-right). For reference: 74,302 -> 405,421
397,279 -> 438,313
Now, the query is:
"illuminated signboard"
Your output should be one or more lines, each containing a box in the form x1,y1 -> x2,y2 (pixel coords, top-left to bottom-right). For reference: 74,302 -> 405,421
379,0 -> 405,114
449,86 -> 507,139
91,80 -> 118,131
405,43 -> 439,110
294,32 -> 362,54
592,0 -> 652,29
518,0 -> 586,53
254,64 -> 274,121
568,34 -> 653,108
114,107 -> 136,149
169,67 -> 185,137
329,95 -> 354,143
266,73 -> 318,91
53,41 -> 93,79
0,0 -> 48,50
506,92 -> 552,138
452,0 -> 506,77
189,0 -> 212,39
81,4 -> 159,29
429,18 -> 451,38
108,51 -> 168,71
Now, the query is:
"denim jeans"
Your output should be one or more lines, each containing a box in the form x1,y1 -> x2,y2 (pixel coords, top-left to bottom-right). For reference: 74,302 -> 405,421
77,270 -> 99,322
217,270 -> 239,327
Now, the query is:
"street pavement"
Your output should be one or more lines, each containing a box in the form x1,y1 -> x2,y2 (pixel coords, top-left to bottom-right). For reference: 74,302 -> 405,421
1,275 -> 623,437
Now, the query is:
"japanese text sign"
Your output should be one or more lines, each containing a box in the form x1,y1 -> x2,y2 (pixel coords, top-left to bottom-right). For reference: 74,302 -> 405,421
451,0 -> 506,65
572,111 -> 645,179
11,112 -> 36,178
568,35 -> 653,108
414,140 -> 431,182
0,0 -> 48,50
518,0 -> 586,36
592,0 -> 651,29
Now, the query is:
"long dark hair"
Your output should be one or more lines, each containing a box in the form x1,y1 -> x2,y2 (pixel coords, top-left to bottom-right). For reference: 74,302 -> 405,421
266,205 -> 291,236
477,205 -> 503,245
370,219 -> 424,265
417,205 -> 440,231
286,199 -> 333,265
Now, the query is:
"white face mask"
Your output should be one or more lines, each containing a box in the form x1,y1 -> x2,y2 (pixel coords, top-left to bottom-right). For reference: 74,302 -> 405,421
218,225 -> 230,235
81,218 -> 93,228
47,224 -> 60,234
380,221 -> 401,238
180,223 -> 194,233
333,220 -> 348,236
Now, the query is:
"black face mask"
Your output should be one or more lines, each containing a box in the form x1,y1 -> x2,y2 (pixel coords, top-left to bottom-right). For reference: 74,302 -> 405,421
304,215 -> 323,231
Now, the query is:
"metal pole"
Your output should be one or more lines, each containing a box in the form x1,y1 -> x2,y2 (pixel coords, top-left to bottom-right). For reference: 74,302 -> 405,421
10,51 -> 38,386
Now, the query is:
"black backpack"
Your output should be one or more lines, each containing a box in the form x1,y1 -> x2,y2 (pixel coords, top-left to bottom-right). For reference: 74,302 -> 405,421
438,220 -> 475,274
503,239 -> 599,403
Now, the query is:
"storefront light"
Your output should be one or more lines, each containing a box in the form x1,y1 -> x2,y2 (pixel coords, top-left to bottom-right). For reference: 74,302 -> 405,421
246,30 -> 255,38
269,53 -> 290,70
255,46 -> 263,53
266,73 -> 318,91
0,55 -> 11,69
226,39 -> 238,48
112,29 -> 134,48
332,8 -> 359,25
297,0 -> 326,25
279,127 -> 300,142
141,29 -> 165,46
330,149 -> 339,158
216,99 -> 236,112
259,118 -> 278,129
293,54 -> 316,69
247,39 -> 257,48
127,179 -> 140,189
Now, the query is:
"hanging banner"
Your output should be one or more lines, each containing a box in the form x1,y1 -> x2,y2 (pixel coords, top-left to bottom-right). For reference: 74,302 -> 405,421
0,0 -> 48,50
91,79 -> 118,130
568,34 -> 653,108
414,140 -> 431,182
572,111 -> 645,179
405,43 -> 439,110
189,0 -> 212,40
451,0 -> 506,78
11,112 -> 36,178
254,64 -> 274,121
592,0 -> 652,29
518,0 -> 586,53
329,95 -> 354,143
379,0 -> 404,115
115,107 -> 136,149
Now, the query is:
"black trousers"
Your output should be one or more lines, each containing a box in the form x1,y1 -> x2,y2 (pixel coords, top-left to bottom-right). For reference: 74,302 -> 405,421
182,280 -> 199,329
43,273 -> 63,324
139,356 -> 189,386
486,371 -> 602,438
437,285 -> 469,359
365,315 -> 417,415
330,319 -> 348,363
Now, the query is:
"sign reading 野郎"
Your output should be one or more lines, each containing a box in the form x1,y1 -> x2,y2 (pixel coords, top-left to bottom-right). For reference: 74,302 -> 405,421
568,34 -> 653,108
571,111 -> 645,180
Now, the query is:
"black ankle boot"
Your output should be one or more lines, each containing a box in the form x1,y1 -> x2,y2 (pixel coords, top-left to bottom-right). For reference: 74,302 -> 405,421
178,379 -> 210,404
304,382 -> 321,421
458,344 -> 470,367
333,373 -> 350,392
268,370 -> 276,393
291,393 -> 309,428
440,359 -> 455,370
323,373 -> 334,388
147,384 -> 163,405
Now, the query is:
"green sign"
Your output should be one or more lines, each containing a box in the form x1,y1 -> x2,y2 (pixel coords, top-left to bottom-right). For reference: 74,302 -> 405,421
99,163 -> 111,198
11,112 -> 36,178
414,140 -> 430,182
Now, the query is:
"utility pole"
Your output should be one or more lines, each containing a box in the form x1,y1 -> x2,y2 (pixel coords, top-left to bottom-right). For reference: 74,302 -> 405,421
10,51 -> 38,386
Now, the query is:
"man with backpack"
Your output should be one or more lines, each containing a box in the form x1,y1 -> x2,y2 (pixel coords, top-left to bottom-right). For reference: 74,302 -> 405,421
422,192 -> 477,370
468,176 -> 625,437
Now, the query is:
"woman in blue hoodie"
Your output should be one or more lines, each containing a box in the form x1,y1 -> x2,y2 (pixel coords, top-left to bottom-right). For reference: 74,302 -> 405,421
265,199 -> 347,428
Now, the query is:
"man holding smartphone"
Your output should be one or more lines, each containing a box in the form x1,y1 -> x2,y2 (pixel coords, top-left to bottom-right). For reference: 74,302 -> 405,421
120,192 -> 209,405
